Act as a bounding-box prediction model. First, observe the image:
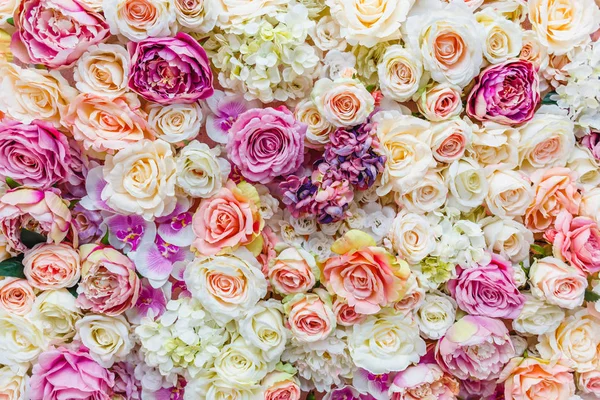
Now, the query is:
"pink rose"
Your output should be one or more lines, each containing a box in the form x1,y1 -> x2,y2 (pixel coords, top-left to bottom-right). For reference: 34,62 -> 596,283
390,363 -> 460,400
323,230 -> 409,315
499,358 -> 575,400
546,210 -> 600,274
23,243 -> 81,290
529,256 -> 587,309
429,119 -> 471,163
448,254 -> 525,319
268,247 -> 317,295
283,291 -> 336,343
0,188 -> 72,254
435,316 -> 515,381
11,0 -> 109,69
525,167 -> 581,232
226,107 -> 306,184
0,277 -> 35,315
333,298 -> 367,326
76,244 -> 141,316
257,227 -> 278,278
192,181 -> 263,256
30,346 -> 115,400
263,372 -> 301,400
416,83 -> 463,122
578,370 -> 600,396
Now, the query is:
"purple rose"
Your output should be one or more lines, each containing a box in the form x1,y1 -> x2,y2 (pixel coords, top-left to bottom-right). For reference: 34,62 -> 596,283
0,119 -> 71,190
11,0 -> 109,69
447,253 -> 525,319
582,132 -> 600,161
128,32 -> 213,104
466,59 -> 540,125
226,106 -> 306,184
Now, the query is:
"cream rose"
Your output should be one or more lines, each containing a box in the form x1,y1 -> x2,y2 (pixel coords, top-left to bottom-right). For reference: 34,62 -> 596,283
580,187 -> 600,222
415,83 -> 463,122
294,99 -> 335,149
146,102 -> 204,144
23,243 -> 81,290
75,314 -> 133,368
428,118 -> 472,163
213,336 -> 271,388
215,0 -> 287,28
485,170 -> 533,218
529,257 -> 587,310
444,157 -> 489,211
0,366 -> 27,400
378,45 -> 424,102
481,216 -> 534,263
415,292 -> 457,340
175,141 -> 231,198
310,16 -> 347,52
30,290 -> 82,344
512,294 -> 565,336
467,121 -> 520,171
528,0 -> 600,55
73,44 -> 130,99
174,0 -> 220,33
326,0 -> 415,47
480,0 -> 527,22
0,311 -> 46,366
102,139 -> 177,220
567,147 -> 600,189
388,211 -> 436,264
103,0 -> 177,41
0,278 -> 35,316
238,300 -> 288,362
476,8 -> 523,64
394,171 -> 448,214
311,78 -> 374,127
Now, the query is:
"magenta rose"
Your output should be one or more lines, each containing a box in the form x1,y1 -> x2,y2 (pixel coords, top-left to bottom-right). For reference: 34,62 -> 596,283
30,346 -> 115,400
466,59 -> 540,125
128,32 -> 213,104
11,0 -> 109,69
447,254 -> 525,319
435,315 -> 515,381
226,106 -> 306,184
0,119 -> 71,190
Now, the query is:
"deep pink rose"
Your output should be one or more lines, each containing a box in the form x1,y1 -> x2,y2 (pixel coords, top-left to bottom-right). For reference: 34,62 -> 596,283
128,32 -> 213,105
0,119 -> 71,189
466,59 -> 540,125
447,254 -> 526,319
11,0 -> 109,69
226,107 -> 306,184
30,346 -> 115,400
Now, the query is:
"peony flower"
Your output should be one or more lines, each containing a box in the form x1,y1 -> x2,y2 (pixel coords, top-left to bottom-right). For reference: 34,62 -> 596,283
23,243 -> 80,290
75,314 -> 134,368
226,107 -> 306,184
128,32 -> 213,104
146,102 -> 204,144
76,244 -> 141,316
11,0 -> 109,69
175,141 -> 230,198
389,363 -> 460,400
435,315 -> 515,380
74,44 -> 130,99
466,59 -> 539,125
0,278 -> 35,316
30,346 -> 115,400
377,45 -> 424,102
529,256 -> 587,310
30,289 -> 82,344
512,294 -> 565,336
268,246 -> 318,295
0,311 -> 46,366
415,83 -> 463,122
104,0 -> 176,41
500,357 -> 575,400
311,78 -> 375,127
284,290 -> 337,343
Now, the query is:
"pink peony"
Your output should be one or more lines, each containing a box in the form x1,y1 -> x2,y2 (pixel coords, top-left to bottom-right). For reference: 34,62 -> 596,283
11,0 -> 109,69
226,107 -> 306,184
389,363 -> 460,400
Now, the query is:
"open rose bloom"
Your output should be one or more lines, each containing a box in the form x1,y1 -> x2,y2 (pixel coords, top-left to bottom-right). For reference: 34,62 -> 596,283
2,0 -> 600,398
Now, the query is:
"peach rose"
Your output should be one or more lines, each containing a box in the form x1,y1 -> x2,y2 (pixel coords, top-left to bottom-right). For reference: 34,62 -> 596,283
525,167 -> 581,232
311,78 -> 375,127
263,371 -> 301,400
333,298 -> 367,326
268,247 -> 317,295
428,118 -> 471,163
192,181 -> 264,256
323,230 -> 410,315
0,278 -> 35,315
415,82 -> 463,122
283,290 -> 336,343
23,243 -> 81,290
500,357 -> 575,400
578,370 -> 600,396
529,256 -> 587,310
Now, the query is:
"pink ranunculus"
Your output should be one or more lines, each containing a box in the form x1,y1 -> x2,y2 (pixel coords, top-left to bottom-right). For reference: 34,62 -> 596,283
546,210 -> 600,274
435,315 -> 515,381
128,32 -> 213,105
226,107 -> 306,184
30,346 -> 115,400
0,119 -> 71,190
466,59 -> 540,126
0,188 -> 72,254
447,254 -> 525,319
11,0 -> 109,69
499,357 -> 575,400
76,244 -> 141,316
389,363 -> 460,400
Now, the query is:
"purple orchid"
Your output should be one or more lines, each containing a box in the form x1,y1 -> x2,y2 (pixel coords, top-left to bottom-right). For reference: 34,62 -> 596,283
104,214 -> 157,254
352,369 -> 393,400
147,377 -> 186,400
78,165 -> 113,213
324,386 -> 375,400
205,90 -> 258,144
155,197 -> 194,247
126,279 -> 168,324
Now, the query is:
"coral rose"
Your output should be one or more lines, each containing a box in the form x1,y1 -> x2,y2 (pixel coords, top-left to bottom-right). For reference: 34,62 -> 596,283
0,278 -> 35,315
500,357 -> 575,400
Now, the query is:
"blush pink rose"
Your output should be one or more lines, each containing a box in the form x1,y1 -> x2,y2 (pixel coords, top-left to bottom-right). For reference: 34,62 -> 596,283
283,291 -> 336,343
390,363 -> 460,400
23,243 -> 81,290
499,358 -> 575,400
11,0 -> 109,69
333,298 -> 367,326
263,372 -> 301,400
192,181 -> 263,256
0,278 -> 35,315
30,346 -> 115,400
416,83 -> 463,122
578,370 -> 600,397
268,247 -> 317,295
529,256 -> 587,309
546,210 -> 600,275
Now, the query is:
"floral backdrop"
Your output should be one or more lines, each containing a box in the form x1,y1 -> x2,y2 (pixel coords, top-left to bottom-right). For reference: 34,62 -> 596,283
0,0 -> 599,399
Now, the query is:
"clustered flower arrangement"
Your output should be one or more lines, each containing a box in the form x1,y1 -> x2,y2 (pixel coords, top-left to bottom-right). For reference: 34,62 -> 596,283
1,0 -> 600,399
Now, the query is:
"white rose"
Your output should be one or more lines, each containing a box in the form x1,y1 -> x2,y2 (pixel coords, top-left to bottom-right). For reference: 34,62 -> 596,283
146,102 -> 204,144
444,157 -> 489,212
529,257 -> 587,310
30,290 -> 82,344
481,216 -> 534,263
213,336 -> 271,388
0,311 -> 45,366
580,187 -> 600,222
0,366 -> 27,400
480,0 -> 527,22
415,292 -> 457,340
75,314 -> 133,368
103,0 -> 177,41
518,108 -> 576,173
404,2 -> 485,87
567,147 -> 600,189
102,139 -> 177,220
528,0 -> 600,55
375,111 -> 435,196
349,309 -> 426,374
476,8 -> 523,64
238,300 -> 288,362
311,78 -> 374,127
310,16 -> 347,52
394,171 -> 448,214
428,118 -> 472,163
215,0 -> 287,29
388,211 -> 436,264
326,0 -> 415,47
294,99 -> 335,149
174,0 -> 220,33
467,120 -> 520,171
485,169 -> 533,218
175,141 -> 230,198
378,45 -> 424,102
512,294 -> 565,336
73,44 -> 130,99
0,0 -> 18,27
184,248 -> 268,324
185,370 -> 264,400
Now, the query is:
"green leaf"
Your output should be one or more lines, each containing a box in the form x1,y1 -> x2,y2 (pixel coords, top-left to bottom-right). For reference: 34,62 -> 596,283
67,285 -> 79,298
6,18 -> 13,26
365,84 -> 376,93
585,290 -> 600,302
307,393 -> 316,400
5,177 -> 20,189
101,230 -> 109,245
542,91 -> 557,105
20,229 -> 46,249
69,199 -> 80,210
0,256 -> 25,279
